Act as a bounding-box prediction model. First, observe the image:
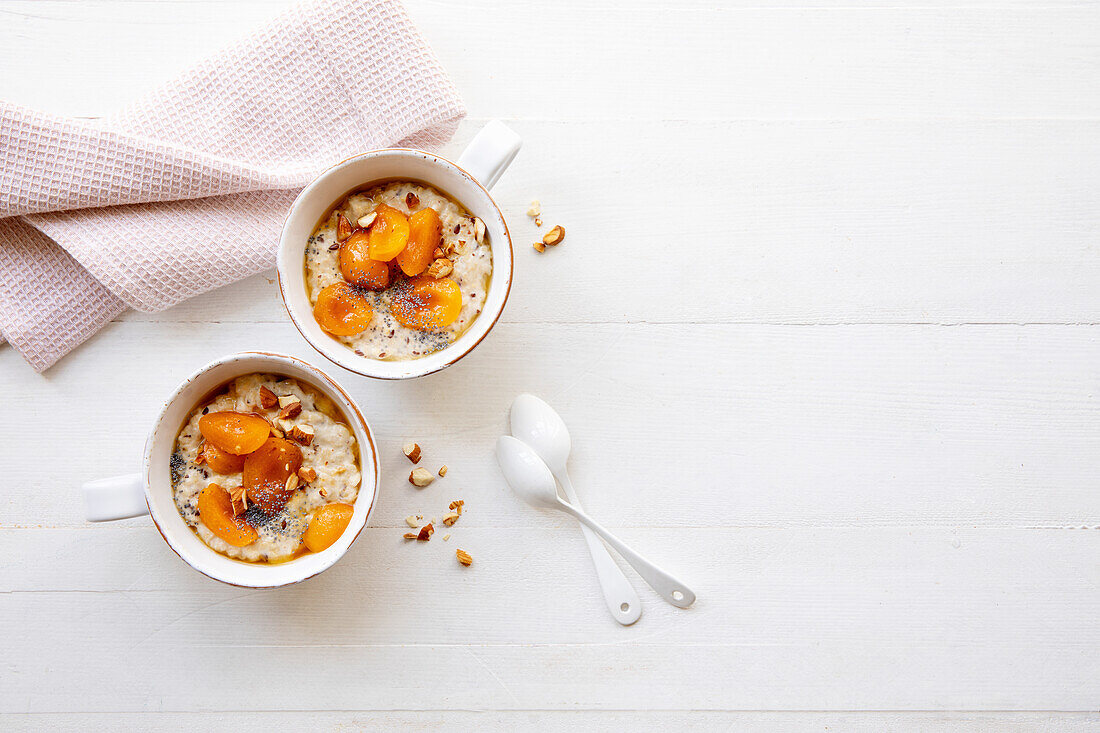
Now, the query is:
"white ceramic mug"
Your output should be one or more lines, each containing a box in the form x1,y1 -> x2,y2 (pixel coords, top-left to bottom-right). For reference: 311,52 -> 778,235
277,120 -> 522,379
82,352 -> 380,588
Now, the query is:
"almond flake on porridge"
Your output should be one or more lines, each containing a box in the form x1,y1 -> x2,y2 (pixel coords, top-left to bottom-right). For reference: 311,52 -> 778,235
288,424 -> 314,446
259,386 -> 278,409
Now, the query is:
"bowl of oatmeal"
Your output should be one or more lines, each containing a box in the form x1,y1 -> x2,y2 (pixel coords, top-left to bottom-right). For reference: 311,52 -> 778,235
172,373 -> 363,565
277,121 -> 521,379
82,352 -> 379,588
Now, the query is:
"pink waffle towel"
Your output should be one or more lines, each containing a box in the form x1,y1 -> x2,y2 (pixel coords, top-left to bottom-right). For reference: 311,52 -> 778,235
0,0 -> 465,371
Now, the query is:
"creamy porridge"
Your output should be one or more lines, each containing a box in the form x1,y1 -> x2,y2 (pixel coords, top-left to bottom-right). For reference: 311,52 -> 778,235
304,181 -> 492,360
171,373 -> 361,563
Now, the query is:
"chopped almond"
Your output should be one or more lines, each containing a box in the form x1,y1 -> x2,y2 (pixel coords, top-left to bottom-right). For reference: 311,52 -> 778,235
337,213 -> 352,242
456,549 -> 473,566
417,523 -> 434,541
542,225 -> 565,246
276,395 -> 303,420
426,258 -> 453,278
297,467 -> 317,482
405,515 -> 419,528
409,467 -> 434,487
449,499 -> 464,515
259,386 -> 278,410
442,512 -> 460,527
228,486 -> 248,517
288,424 -> 315,446
403,532 -> 418,540
438,465 -> 448,477
403,442 -> 422,463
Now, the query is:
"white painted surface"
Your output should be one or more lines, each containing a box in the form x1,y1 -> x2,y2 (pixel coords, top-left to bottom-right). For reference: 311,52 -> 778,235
1,0 -> 1098,728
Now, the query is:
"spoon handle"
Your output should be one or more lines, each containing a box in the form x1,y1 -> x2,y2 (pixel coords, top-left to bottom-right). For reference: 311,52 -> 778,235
557,501 -> 696,609
558,474 -> 642,625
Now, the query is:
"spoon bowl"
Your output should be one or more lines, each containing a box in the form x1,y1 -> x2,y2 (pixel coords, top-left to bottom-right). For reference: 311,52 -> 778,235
495,436 -> 561,510
510,393 -> 571,471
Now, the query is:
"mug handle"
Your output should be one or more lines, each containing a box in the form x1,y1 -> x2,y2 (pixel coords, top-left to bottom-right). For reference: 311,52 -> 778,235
83,474 -> 149,522
456,120 -> 522,190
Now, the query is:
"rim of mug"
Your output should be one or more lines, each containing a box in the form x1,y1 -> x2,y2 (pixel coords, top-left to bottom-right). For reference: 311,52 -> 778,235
276,147 -> 513,380
142,351 -> 380,588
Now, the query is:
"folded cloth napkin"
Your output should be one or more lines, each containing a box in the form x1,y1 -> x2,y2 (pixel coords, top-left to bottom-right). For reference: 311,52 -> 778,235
0,0 -> 465,371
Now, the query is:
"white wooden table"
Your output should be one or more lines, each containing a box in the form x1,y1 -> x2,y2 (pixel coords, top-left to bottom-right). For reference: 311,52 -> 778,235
2,1 -> 1098,729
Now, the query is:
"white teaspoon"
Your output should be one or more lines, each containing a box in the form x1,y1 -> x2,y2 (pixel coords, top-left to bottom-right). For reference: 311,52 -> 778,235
509,393 -> 642,625
496,435 -> 696,609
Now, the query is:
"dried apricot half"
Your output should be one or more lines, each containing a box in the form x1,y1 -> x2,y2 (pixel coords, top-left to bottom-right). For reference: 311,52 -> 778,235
198,411 -> 271,455
198,483 -> 258,547
313,282 -> 372,336
391,275 -> 462,331
397,207 -> 441,276
199,441 -> 246,474
243,437 -> 303,515
340,230 -> 391,289
303,503 -> 355,552
367,204 -> 410,261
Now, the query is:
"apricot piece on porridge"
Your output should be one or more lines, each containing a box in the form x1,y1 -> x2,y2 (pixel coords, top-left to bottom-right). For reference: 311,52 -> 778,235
391,275 -> 462,331
200,441 -> 246,474
397,207 -> 442,276
313,282 -> 372,336
340,231 -> 391,289
303,503 -> 355,552
367,204 -> 410,261
244,437 -> 304,515
198,411 -> 271,455
198,483 -> 258,547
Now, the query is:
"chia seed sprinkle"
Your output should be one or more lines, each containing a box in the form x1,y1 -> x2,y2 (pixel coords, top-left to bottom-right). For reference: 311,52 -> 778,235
169,452 -> 186,487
